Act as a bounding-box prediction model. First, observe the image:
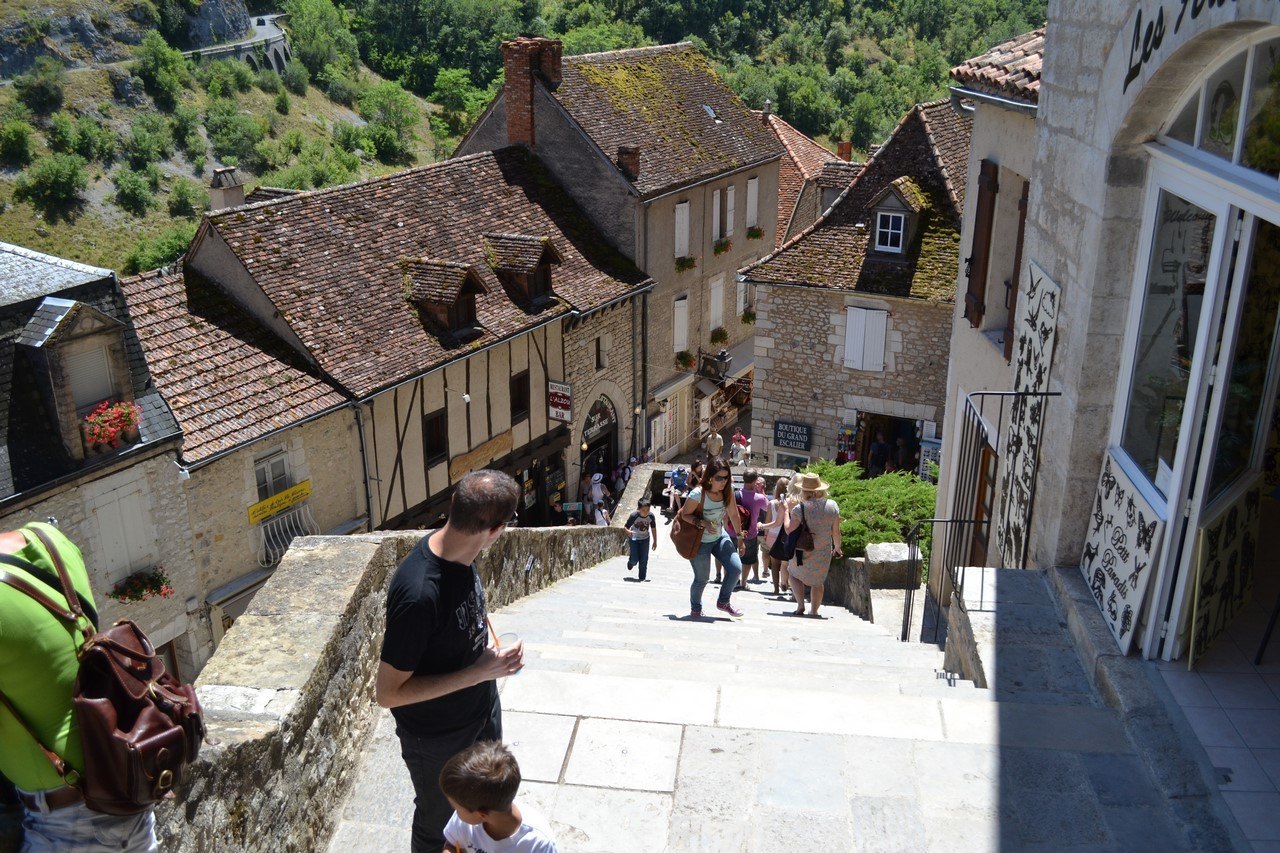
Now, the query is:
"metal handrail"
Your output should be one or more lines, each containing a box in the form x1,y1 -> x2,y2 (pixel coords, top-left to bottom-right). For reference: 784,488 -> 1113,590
901,517 -> 981,642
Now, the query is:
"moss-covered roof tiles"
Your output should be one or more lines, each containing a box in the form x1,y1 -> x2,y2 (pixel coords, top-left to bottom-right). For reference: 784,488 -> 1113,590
554,44 -> 785,197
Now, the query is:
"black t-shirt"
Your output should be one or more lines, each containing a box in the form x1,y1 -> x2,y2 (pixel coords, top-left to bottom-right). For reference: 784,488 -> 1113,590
380,535 -> 498,736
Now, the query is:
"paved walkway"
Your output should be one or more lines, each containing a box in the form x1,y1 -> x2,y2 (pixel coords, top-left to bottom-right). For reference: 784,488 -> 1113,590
329,533 -> 1190,851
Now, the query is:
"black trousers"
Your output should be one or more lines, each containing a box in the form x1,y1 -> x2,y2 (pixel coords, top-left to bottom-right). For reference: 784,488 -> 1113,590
396,700 -> 502,852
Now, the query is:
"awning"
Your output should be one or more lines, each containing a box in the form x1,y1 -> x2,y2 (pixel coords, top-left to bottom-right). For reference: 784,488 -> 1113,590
650,370 -> 696,401
728,335 -> 755,378
695,378 -> 719,397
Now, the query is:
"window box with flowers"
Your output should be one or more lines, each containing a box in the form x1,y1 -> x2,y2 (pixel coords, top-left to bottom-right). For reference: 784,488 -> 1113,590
709,326 -> 729,345
675,350 -> 695,370
81,400 -> 142,454
675,256 -> 697,273
713,238 -> 732,256
108,566 -> 175,603
740,308 -> 756,325
746,225 -> 764,240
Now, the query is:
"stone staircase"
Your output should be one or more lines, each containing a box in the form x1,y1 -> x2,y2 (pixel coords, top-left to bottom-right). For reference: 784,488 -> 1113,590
328,535 -> 1193,851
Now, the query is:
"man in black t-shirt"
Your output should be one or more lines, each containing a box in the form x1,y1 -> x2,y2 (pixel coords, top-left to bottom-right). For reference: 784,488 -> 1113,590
376,470 -> 524,852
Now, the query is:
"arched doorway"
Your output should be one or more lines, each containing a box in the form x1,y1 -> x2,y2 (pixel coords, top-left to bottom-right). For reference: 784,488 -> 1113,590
580,395 -> 618,488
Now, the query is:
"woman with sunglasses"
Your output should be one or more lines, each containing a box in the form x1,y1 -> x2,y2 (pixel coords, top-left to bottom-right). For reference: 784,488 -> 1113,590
677,457 -> 745,618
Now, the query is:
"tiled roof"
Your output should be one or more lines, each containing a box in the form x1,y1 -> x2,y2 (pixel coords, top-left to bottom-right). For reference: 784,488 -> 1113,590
950,27 -> 1045,105
0,242 -> 113,308
917,99 -> 971,212
741,100 -> 971,303
755,110 -> 842,249
119,268 -> 348,464
553,44 -> 784,198
198,147 -> 651,398
403,259 -> 486,304
245,186 -> 301,203
816,161 -> 861,189
483,233 -> 561,273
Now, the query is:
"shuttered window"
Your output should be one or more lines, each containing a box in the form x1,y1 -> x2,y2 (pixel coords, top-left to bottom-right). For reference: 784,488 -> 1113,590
746,177 -> 759,228
736,280 -> 748,315
844,307 -> 887,372
726,185 -> 736,237
674,201 -> 690,257
1003,179 -> 1031,361
709,274 -> 724,330
712,191 -> 721,241
66,345 -> 114,410
964,159 -> 999,328
673,295 -> 689,351
87,478 -> 157,584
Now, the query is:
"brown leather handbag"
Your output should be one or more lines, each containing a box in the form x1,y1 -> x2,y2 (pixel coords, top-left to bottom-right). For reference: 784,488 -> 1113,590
670,487 -> 707,560
0,526 -> 203,815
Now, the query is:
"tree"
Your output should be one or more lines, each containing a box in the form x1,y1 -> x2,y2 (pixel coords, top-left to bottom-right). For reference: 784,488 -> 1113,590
282,59 -> 310,95
284,0 -> 360,77
123,223 -> 198,274
114,168 -> 155,215
14,153 -> 88,214
0,119 -> 36,166
131,31 -> 190,110
359,80 -> 420,162
14,57 -> 65,113
167,177 -> 209,217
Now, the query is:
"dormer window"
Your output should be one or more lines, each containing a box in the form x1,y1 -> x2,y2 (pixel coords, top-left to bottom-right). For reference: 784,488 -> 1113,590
876,212 -> 906,253
483,233 -> 562,305
402,258 -> 487,344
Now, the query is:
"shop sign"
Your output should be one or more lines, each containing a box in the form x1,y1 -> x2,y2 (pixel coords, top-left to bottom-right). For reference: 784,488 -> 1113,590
774,420 -> 812,451
548,381 -> 572,423
583,395 -> 617,441
1117,0 -> 1239,93
247,479 -> 311,525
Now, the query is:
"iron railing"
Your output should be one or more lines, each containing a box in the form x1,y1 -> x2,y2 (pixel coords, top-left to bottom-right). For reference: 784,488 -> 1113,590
902,518 -> 981,642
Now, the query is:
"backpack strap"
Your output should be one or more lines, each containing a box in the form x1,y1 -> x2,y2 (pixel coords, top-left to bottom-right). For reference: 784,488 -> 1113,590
26,526 -> 95,644
0,690 -> 81,787
0,553 -> 98,628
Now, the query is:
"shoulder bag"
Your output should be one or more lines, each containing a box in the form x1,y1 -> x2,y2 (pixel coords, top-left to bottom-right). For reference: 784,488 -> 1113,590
795,502 -> 816,552
0,526 -> 204,815
670,487 -> 707,560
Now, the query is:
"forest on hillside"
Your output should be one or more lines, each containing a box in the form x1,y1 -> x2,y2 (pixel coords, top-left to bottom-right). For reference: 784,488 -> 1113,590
342,0 -> 1046,149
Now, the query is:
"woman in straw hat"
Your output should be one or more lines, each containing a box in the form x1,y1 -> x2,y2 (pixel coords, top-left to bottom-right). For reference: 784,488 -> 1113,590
784,471 -> 844,617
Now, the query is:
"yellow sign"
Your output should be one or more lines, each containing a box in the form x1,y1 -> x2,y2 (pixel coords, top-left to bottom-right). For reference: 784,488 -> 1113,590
247,479 -> 312,525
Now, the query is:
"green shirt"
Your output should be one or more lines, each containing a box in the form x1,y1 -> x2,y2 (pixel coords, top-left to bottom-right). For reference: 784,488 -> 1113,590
0,522 -> 94,791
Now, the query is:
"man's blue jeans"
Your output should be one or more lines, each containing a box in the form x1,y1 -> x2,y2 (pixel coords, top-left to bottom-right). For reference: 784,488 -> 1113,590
628,537 -> 650,579
689,534 -> 741,612
18,796 -> 156,852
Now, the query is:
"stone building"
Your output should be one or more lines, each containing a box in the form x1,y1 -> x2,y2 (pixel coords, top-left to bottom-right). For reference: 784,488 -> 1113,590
755,105 -> 856,248
457,38 -> 784,460
741,100 -> 970,470
0,243 -> 202,678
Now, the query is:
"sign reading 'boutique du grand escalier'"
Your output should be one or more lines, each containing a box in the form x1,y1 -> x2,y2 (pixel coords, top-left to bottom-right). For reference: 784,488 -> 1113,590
773,421 -> 812,451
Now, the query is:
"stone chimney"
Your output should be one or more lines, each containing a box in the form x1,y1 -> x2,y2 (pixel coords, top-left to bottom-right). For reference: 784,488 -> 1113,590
501,37 -> 564,148
209,166 -> 244,210
836,141 -> 853,162
616,145 -> 641,180
761,98 -> 772,123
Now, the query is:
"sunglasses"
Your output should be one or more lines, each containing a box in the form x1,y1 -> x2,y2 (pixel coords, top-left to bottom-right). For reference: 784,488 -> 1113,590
505,511 -> 519,528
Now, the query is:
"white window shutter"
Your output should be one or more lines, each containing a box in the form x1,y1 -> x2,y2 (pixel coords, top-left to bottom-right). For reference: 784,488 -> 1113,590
726,185 -> 736,236
675,202 -> 689,257
746,177 -> 759,228
674,296 -> 688,351
844,308 -> 866,370
709,275 -> 724,330
862,310 -> 887,372
712,191 -> 721,241
736,280 -> 747,315
67,346 -> 114,409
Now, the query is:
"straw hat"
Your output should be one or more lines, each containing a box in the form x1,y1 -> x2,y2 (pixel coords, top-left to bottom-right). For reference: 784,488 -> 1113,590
796,472 -> 829,493
592,473 -> 603,483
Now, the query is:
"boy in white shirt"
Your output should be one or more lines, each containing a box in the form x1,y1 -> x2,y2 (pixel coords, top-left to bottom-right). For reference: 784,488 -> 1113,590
440,741 -> 559,853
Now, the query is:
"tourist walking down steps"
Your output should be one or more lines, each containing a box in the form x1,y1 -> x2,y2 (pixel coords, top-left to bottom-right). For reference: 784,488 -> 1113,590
678,457 -> 745,618
785,472 -> 844,617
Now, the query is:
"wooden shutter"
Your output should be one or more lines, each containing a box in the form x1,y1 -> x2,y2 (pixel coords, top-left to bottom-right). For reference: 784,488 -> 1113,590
845,308 -> 866,370
66,345 -> 114,409
675,202 -> 690,257
709,274 -> 724,330
1003,179 -> 1030,361
964,159 -> 999,328
712,191 -> 721,241
736,280 -> 747,315
726,185 -> 736,236
862,309 -> 887,372
673,296 -> 688,351
746,177 -> 759,227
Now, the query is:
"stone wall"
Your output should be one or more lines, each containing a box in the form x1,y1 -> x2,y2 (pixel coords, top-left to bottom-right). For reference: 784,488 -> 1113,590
753,286 -> 951,464
155,524 -> 625,851
564,302 -> 640,497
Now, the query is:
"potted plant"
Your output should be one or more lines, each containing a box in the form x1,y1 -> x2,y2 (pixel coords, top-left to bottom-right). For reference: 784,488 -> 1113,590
713,237 -> 732,255
710,326 -> 729,345
108,566 -> 175,603
740,307 -> 756,325
746,225 -> 764,240
675,350 -> 695,369
675,256 -> 697,273
82,400 -> 142,451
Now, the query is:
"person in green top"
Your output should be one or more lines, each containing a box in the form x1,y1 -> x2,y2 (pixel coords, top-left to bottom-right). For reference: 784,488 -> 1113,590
0,521 -> 157,851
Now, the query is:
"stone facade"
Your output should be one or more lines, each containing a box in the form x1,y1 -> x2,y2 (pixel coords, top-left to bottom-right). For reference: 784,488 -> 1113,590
752,286 -> 951,465
155,524 -> 626,851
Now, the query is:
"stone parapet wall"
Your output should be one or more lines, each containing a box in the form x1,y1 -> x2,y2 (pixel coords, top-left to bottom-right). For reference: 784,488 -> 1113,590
155,524 -> 625,851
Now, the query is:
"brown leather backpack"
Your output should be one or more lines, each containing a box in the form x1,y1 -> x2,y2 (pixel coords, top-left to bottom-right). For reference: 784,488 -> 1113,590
0,526 -> 203,815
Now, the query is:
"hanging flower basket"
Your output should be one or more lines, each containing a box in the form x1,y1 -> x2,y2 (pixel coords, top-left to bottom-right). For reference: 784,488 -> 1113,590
82,400 -> 142,450
108,566 -> 175,603
675,350 -> 695,369
713,238 -> 732,256
746,225 -> 764,240
710,326 -> 729,345
675,256 -> 697,273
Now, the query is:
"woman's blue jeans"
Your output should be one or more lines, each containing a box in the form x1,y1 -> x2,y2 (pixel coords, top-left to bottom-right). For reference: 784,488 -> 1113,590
690,534 -> 741,611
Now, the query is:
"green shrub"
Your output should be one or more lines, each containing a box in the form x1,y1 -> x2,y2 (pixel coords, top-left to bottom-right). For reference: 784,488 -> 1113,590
275,91 -> 290,115
15,57 -> 66,113
47,112 -> 76,152
123,222 -> 197,274
131,31 -> 189,110
121,113 -> 174,167
204,99 -> 267,166
192,153 -> 206,175
283,0 -> 360,77
803,459 -> 937,563
200,59 -> 255,97
281,59 -> 309,95
171,103 -> 203,154
167,176 -> 208,217
256,69 -> 282,93
358,80 -> 418,163
0,120 -> 36,166
113,167 -> 154,214
331,120 -> 367,153
261,140 -> 356,189
73,117 -> 116,164
14,153 -> 88,212
319,64 -> 361,106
